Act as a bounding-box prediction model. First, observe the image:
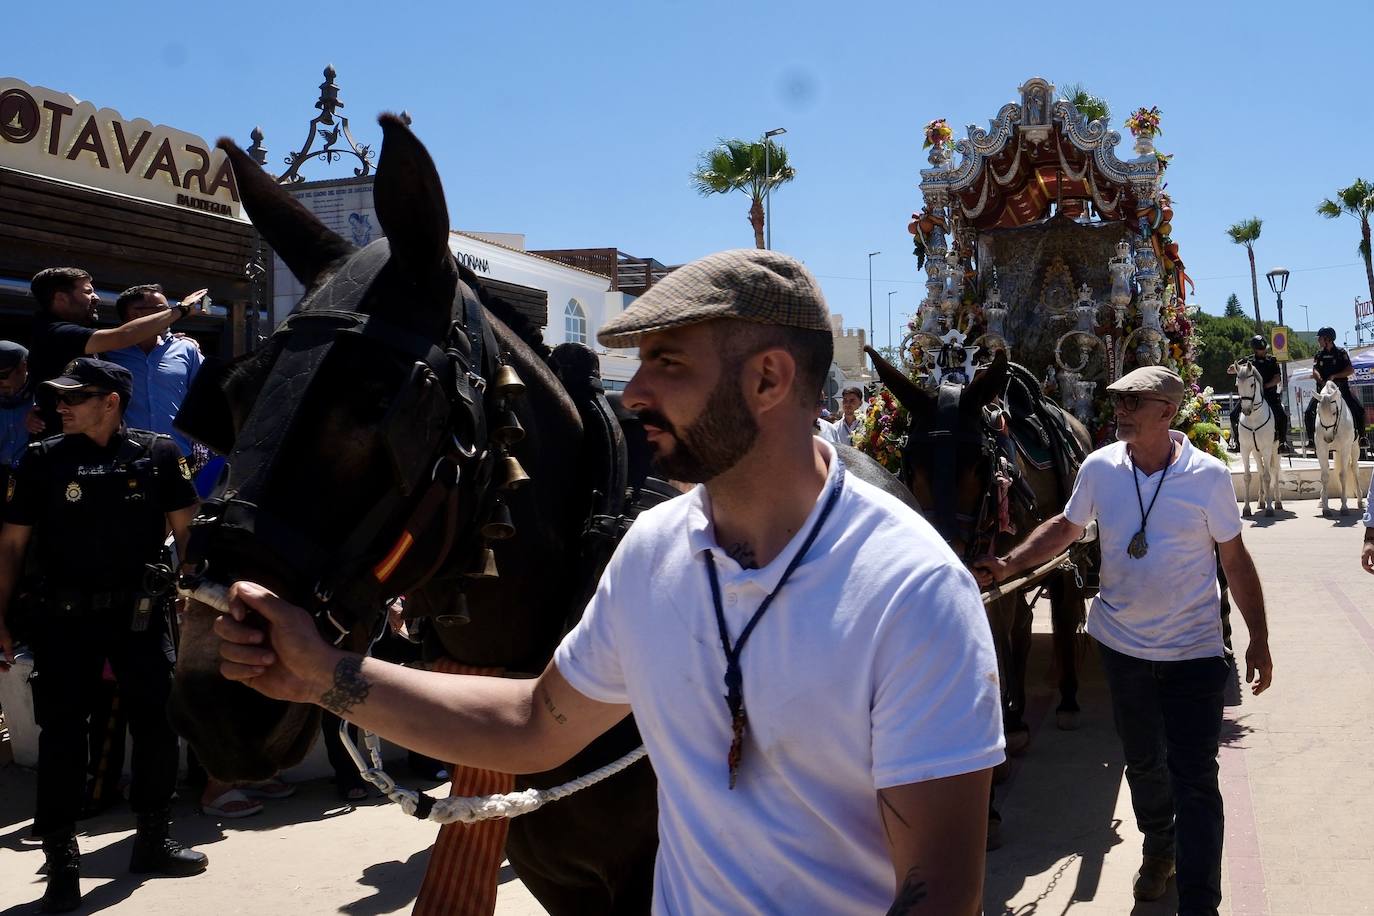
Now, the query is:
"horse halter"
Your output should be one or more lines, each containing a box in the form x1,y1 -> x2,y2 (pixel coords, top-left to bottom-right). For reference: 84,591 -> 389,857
181,249 -> 527,645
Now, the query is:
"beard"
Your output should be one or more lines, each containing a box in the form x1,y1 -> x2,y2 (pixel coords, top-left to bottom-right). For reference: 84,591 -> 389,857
641,367 -> 759,483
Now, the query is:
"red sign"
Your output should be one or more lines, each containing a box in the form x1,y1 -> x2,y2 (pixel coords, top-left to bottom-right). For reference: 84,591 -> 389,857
1357,298 -> 1373,319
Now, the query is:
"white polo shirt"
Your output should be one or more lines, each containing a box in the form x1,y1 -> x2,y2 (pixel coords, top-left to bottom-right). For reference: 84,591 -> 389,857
554,439 -> 1004,915
1064,430 -> 1243,661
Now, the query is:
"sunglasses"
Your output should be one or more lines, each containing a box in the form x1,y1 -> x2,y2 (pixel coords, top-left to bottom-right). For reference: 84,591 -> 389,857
55,390 -> 107,407
1110,393 -> 1171,413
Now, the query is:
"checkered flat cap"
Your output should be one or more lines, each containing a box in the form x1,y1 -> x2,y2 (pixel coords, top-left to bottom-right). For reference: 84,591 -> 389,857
1107,366 -> 1185,405
597,249 -> 830,347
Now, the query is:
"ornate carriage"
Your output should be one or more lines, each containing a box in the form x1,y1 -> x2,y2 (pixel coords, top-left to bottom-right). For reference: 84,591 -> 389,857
861,78 -> 1223,466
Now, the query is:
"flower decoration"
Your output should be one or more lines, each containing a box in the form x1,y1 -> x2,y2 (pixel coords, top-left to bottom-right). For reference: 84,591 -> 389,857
1125,106 -> 1162,138
923,118 -> 954,150
855,389 -> 909,474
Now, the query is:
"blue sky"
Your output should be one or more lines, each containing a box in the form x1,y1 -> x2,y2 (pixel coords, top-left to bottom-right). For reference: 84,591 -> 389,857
8,0 -> 1374,349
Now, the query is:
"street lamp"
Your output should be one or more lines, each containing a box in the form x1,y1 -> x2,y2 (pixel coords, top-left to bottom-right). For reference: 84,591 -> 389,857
1298,304 -> 1310,332
1266,267 -> 1291,431
763,127 -> 787,250
867,251 -> 881,369
887,291 -> 898,354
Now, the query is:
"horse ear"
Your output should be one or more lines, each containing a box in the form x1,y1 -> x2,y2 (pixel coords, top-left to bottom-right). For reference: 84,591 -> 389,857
373,114 -> 452,281
964,349 -> 1009,410
865,346 -> 934,423
215,138 -> 355,288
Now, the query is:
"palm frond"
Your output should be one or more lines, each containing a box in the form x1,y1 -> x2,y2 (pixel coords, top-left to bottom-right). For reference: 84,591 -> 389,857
1316,198 -> 1343,219
1225,217 -> 1262,245
1060,81 -> 1111,123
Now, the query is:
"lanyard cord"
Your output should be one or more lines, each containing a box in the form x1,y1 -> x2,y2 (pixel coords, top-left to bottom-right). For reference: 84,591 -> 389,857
704,461 -> 846,786
1129,446 -> 1171,539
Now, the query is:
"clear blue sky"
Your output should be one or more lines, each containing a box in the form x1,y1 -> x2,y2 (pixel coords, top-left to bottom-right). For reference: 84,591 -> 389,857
7,0 -> 1374,349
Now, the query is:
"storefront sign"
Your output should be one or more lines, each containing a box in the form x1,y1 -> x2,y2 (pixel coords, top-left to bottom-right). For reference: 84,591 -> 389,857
0,77 -> 241,219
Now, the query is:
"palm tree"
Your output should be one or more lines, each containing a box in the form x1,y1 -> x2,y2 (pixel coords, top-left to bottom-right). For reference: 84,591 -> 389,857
1060,82 -> 1111,124
691,138 -> 796,249
1317,178 -> 1374,312
1226,217 -> 1264,332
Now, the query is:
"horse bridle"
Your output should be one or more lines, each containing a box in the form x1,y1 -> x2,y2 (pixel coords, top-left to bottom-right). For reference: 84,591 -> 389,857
906,381 -> 1023,562
181,265 -> 507,645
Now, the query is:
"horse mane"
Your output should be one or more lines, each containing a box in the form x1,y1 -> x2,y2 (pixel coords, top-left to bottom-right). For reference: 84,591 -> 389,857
457,262 -> 552,363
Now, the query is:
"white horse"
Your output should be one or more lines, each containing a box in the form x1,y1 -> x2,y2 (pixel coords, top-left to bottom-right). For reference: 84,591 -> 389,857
1313,381 -> 1365,517
1235,362 -> 1282,517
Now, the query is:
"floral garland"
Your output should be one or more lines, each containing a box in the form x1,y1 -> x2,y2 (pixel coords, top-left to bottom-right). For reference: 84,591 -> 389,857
923,118 -> 953,150
857,389 -> 908,474
1125,106 -> 1162,138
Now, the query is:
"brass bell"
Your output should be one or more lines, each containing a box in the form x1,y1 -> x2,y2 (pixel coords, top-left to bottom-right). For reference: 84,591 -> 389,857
466,545 -> 499,579
492,409 -> 525,446
491,363 -> 525,398
435,593 -> 470,627
481,500 -> 516,540
498,454 -> 530,490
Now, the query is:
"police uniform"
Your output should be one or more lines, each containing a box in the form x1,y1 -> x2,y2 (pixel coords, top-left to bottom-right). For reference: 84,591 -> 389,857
0,341 -> 34,497
1304,342 -> 1366,443
1229,352 -> 1287,444
1,358 -> 205,912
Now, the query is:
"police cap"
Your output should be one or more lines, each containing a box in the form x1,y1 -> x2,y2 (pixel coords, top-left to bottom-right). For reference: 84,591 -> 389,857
1317,326 -> 1337,341
43,357 -> 133,403
1250,334 -> 1267,348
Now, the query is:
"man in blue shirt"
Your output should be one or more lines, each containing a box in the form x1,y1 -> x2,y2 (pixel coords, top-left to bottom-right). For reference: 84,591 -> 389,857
104,285 -> 204,460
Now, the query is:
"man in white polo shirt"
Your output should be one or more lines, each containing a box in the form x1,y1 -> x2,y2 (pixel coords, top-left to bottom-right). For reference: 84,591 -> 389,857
974,365 -> 1273,916
213,248 -> 1004,914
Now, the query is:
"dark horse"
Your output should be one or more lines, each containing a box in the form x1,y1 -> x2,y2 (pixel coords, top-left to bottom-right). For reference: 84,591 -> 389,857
865,346 -> 1091,756
168,113 -> 919,915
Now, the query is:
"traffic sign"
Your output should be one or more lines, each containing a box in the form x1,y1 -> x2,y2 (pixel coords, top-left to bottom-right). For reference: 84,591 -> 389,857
1272,326 -> 1291,361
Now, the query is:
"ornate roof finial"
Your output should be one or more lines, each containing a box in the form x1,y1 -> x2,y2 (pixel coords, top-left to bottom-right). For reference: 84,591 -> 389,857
247,126 -> 268,167
277,64 -> 375,184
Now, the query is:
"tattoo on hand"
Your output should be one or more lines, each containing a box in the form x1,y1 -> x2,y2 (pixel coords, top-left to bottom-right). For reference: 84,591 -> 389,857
319,656 -> 370,716
727,542 -> 758,569
886,867 -> 928,914
541,688 -> 568,725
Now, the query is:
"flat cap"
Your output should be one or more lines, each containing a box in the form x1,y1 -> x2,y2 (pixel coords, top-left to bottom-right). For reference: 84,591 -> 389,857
597,249 -> 830,348
0,341 -> 28,371
43,357 -> 133,403
1106,365 -> 1184,405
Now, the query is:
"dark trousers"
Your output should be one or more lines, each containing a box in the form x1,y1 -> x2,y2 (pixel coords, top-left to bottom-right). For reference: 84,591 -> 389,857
32,613 -> 178,838
1097,642 -> 1228,916
1304,383 -> 1365,442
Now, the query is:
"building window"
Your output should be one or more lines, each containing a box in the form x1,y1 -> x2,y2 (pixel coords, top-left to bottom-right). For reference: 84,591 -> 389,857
565,299 -> 587,344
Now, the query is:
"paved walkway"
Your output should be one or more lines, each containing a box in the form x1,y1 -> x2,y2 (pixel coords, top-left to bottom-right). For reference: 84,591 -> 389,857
0,507 -> 1369,914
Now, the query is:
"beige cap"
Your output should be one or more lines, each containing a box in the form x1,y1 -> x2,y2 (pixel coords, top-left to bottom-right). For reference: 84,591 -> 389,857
1106,365 -> 1185,405
596,248 -> 830,348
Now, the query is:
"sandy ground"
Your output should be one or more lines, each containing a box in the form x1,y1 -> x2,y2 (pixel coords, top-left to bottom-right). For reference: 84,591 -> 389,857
1,502 -> 1371,915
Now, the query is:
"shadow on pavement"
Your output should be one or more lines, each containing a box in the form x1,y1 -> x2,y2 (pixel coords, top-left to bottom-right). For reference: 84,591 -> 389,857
342,847 -> 431,915
984,634 -> 1127,914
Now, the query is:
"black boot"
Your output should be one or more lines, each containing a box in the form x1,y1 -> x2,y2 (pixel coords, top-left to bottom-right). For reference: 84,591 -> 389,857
40,834 -> 81,913
129,812 -> 208,876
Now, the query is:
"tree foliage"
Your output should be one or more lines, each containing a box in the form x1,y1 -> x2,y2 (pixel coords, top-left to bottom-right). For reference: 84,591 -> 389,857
1223,293 -> 1244,317
1193,308 -> 1312,394
1060,82 -> 1111,124
1225,217 -> 1264,330
691,138 -> 796,248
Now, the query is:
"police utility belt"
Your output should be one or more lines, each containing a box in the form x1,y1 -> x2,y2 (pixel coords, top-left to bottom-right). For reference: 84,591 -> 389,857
45,562 -> 177,632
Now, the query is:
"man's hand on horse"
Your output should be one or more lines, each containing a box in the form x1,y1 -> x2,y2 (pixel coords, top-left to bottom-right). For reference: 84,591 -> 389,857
215,581 -> 339,704
1245,638 -> 1273,696
970,556 -> 1009,588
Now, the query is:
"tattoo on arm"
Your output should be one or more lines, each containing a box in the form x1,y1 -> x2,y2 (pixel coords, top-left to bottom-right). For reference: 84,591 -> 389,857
726,542 -> 758,569
540,688 -> 568,725
885,867 -> 928,914
319,656 -> 371,717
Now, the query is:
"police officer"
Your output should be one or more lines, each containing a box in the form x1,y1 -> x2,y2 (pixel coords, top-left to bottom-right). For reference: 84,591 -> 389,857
1228,334 -> 1289,453
0,358 -> 206,913
1304,327 -> 1366,448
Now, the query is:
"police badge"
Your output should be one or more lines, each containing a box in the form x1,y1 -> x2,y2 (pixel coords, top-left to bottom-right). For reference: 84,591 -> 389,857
65,482 -> 82,502
178,456 -> 191,480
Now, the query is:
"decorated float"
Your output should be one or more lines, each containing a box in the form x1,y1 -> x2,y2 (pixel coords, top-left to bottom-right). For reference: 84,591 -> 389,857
859,78 -> 1223,470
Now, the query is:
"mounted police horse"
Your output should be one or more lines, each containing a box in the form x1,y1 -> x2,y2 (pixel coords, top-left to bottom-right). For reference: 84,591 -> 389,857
865,347 -> 1091,753
1235,360 -> 1282,518
1313,380 -> 1364,517
167,114 -> 918,915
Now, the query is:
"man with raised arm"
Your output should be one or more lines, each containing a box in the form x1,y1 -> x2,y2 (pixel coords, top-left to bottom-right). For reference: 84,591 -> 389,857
974,365 -> 1273,916
216,249 -> 1003,914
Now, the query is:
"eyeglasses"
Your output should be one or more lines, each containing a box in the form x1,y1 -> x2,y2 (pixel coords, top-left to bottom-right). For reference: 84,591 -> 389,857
1111,394 -> 1171,413
55,390 -> 106,407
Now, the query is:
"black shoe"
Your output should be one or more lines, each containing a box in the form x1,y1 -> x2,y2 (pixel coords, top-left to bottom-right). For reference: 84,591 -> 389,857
1226,441 -> 1240,453
40,835 -> 81,913
1132,855 -> 1175,901
1278,442 -> 1291,455
129,814 -> 208,876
